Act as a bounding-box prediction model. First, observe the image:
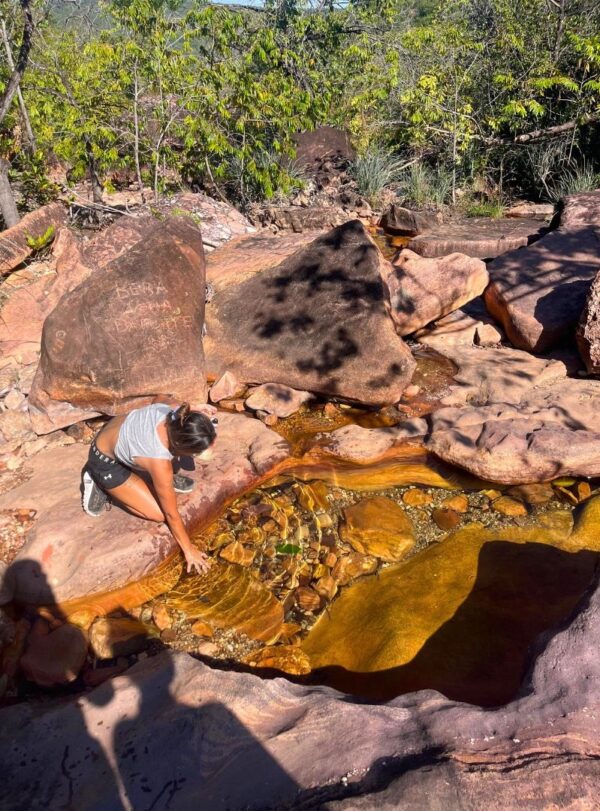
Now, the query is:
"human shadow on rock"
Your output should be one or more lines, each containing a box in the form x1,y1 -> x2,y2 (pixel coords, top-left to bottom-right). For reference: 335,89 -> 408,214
307,541 -> 600,707
0,560 -> 302,811
0,559 -> 125,811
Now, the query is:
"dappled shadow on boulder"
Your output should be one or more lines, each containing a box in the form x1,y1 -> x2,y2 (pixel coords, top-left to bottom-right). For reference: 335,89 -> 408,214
205,220 -> 415,405
306,541 -> 599,707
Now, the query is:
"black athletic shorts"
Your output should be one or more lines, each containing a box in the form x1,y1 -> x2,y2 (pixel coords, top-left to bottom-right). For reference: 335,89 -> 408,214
86,442 -> 131,490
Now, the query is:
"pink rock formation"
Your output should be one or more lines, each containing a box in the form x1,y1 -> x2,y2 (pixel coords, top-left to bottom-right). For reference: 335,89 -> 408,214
386,249 -> 489,336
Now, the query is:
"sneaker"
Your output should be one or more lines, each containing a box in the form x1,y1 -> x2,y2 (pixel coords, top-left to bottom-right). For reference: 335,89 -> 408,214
173,473 -> 195,493
82,470 -> 109,517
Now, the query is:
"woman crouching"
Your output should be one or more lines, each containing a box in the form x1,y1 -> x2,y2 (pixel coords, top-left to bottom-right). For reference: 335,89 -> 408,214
82,402 -> 216,574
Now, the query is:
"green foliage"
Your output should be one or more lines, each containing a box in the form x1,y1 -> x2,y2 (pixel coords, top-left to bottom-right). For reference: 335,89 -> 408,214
349,146 -> 408,204
462,199 -> 505,218
25,224 -> 56,251
275,543 -> 302,556
2,0 -> 599,209
397,163 -> 452,208
547,162 -> 600,202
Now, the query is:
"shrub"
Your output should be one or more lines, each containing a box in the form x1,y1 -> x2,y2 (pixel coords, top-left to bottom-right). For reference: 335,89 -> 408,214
397,163 -> 452,208
547,161 -> 600,202
349,147 -> 409,205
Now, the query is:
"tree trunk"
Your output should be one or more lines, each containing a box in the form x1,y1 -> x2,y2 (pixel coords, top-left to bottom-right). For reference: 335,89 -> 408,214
85,139 -> 103,204
0,158 -> 20,228
0,17 -> 36,153
132,65 -> 146,203
0,0 -> 34,125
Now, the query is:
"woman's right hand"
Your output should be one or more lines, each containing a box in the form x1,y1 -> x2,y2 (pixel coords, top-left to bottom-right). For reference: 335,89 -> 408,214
184,546 -> 212,575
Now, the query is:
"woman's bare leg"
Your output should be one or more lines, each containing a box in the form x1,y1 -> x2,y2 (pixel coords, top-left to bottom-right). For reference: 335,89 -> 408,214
108,473 -> 164,522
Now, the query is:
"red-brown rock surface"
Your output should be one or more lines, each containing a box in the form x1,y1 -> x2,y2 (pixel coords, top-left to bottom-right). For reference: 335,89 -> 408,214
419,379 -> 600,483
576,269 -> 600,373
245,383 -> 313,418
0,413 -> 289,606
485,191 -> 600,352
1,556 -> 599,808
380,204 -> 442,236
29,217 -> 208,430
386,249 -> 489,336
407,216 -> 544,258
0,203 -> 66,276
20,620 -> 88,686
205,221 -> 415,406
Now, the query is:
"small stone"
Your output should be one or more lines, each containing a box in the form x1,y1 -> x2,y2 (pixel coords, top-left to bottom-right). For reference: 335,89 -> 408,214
403,385 -> 421,398
279,622 -> 302,640
3,389 -> 25,410
220,541 -> 256,567
333,553 -> 378,586
506,484 -> 554,506
324,552 -> 337,567
315,514 -> 334,529
209,371 -> 244,403
196,640 -> 219,657
21,621 -> 88,686
160,628 -> 177,643
256,411 -> 278,427
5,455 -> 22,471
190,620 -> 214,638
402,488 -> 432,507
482,489 -> 502,501
492,496 -> 528,517
576,481 -> 592,502
441,494 -> 469,514
218,398 -> 246,412
295,586 -> 322,612
312,563 -> 329,579
151,604 -> 172,631
432,508 -> 462,531
89,617 -> 150,659
314,575 -> 338,601
244,645 -> 311,676
323,403 -> 339,419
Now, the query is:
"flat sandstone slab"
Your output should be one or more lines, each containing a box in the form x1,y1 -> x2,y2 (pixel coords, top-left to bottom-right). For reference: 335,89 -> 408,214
205,221 -> 415,405
407,217 -> 544,259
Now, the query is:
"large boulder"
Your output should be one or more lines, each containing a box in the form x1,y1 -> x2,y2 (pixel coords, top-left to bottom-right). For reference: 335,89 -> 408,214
0,412 -> 289,608
0,202 -> 66,276
1,541 -> 600,808
205,220 -> 416,406
155,191 -> 256,251
380,204 -> 442,236
386,249 -> 489,336
29,217 -> 208,431
485,191 -> 600,352
0,217 -> 167,405
415,378 -> 600,483
576,269 -> 600,373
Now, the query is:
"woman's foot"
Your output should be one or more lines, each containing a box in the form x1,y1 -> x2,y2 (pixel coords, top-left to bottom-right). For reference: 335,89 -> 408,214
82,470 -> 109,516
173,474 -> 195,493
